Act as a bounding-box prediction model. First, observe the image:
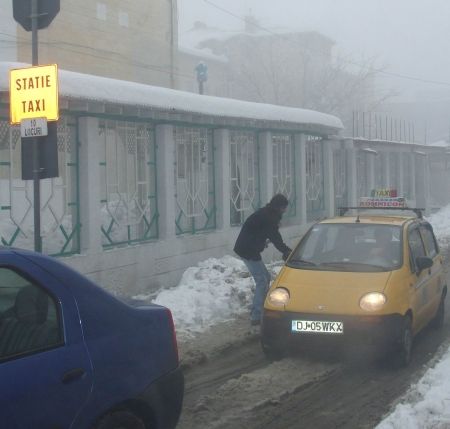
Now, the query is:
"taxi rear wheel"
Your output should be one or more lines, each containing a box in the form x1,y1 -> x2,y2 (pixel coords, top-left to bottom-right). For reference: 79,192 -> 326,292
432,295 -> 445,330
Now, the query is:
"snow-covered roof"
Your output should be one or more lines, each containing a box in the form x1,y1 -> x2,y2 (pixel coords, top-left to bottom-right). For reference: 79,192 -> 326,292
0,62 -> 343,131
429,139 -> 450,148
178,46 -> 228,64
180,22 -> 333,53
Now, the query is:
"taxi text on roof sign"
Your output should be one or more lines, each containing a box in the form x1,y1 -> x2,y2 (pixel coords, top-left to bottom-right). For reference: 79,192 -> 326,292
9,64 -> 59,125
360,189 -> 406,208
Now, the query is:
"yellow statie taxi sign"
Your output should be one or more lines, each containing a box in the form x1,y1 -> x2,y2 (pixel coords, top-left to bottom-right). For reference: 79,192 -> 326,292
9,64 -> 59,125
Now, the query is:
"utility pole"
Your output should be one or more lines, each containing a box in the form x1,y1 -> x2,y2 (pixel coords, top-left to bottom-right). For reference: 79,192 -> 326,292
12,0 -> 60,252
31,0 -> 41,252
169,0 -> 176,89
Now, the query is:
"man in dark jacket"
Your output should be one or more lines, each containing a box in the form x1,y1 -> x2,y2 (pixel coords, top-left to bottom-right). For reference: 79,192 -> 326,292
234,194 -> 292,325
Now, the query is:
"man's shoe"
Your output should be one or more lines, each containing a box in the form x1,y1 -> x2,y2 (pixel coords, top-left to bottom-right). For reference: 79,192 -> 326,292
251,319 -> 260,326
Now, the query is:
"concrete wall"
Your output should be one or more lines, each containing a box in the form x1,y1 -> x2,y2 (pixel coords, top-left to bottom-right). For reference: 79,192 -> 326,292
61,127 -> 450,297
69,121 -> 317,295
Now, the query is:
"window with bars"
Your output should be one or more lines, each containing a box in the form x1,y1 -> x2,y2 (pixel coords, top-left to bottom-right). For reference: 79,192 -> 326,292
389,152 -> 401,190
174,126 -> 216,234
333,145 -> 347,210
305,136 -> 324,221
230,130 -> 260,226
272,134 -> 296,217
357,151 -> 371,198
402,153 -> 413,199
99,120 -> 158,247
374,152 -> 386,189
0,116 -> 80,256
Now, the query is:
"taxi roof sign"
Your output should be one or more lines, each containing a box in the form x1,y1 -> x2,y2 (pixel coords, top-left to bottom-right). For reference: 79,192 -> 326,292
9,64 -> 59,125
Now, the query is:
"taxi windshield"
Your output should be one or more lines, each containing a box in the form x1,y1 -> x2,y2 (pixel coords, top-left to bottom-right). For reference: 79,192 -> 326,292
288,223 -> 402,272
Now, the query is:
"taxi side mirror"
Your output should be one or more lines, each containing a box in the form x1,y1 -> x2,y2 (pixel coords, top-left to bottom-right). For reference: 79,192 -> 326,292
416,256 -> 433,272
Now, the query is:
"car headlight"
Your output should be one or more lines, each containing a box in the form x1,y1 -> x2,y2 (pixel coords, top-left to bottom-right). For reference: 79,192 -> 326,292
268,287 -> 290,307
359,292 -> 386,312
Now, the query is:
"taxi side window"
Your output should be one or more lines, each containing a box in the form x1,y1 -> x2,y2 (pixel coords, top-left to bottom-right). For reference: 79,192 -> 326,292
420,225 -> 439,258
0,268 -> 62,362
408,228 -> 426,272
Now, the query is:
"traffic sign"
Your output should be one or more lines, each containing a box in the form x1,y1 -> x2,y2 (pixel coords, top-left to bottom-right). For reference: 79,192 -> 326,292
21,118 -> 48,138
9,64 -> 59,125
13,0 -> 60,32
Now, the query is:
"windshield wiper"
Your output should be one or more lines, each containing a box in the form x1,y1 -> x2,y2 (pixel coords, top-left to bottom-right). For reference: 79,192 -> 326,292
320,261 -> 387,271
288,258 -> 317,266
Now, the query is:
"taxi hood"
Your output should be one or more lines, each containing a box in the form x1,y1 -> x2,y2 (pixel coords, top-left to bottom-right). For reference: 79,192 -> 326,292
273,266 -> 392,315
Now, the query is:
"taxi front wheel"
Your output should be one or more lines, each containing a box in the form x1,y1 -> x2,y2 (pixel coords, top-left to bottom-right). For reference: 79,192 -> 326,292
261,338 -> 286,361
393,316 -> 413,368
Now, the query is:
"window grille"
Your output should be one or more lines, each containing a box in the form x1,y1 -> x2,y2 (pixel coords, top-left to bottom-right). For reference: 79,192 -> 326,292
0,116 -> 80,255
99,120 -> 158,247
305,136 -> 324,221
389,152 -> 401,190
333,146 -> 347,210
174,126 -> 216,234
230,130 -> 260,226
272,134 -> 296,217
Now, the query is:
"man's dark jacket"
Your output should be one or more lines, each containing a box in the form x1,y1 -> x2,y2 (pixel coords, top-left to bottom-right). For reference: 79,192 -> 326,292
234,205 -> 291,261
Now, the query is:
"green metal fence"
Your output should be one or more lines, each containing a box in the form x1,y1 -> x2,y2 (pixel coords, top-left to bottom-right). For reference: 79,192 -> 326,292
374,152 -> 386,189
388,152 -> 401,190
356,149 -> 369,199
402,153 -> 413,199
99,119 -> 158,247
230,130 -> 261,226
174,126 -> 216,235
0,116 -> 80,256
305,135 -> 325,221
272,133 -> 296,217
333,144 -> 347,212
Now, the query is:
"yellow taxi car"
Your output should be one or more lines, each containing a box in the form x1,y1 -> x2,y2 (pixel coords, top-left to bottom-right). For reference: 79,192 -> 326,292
261,208 -> 446,366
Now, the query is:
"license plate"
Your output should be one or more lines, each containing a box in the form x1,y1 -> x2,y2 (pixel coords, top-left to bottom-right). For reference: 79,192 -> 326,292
291,320 -> 344,334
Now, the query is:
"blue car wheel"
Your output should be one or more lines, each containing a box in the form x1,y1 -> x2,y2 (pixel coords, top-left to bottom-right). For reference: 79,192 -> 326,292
93,410 -> 146,429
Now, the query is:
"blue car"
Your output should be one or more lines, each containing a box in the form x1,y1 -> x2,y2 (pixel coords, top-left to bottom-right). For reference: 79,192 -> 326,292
0,248 -> 184,429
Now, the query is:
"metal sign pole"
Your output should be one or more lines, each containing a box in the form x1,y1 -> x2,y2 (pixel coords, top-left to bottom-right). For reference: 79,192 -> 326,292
31,0 -> 42,252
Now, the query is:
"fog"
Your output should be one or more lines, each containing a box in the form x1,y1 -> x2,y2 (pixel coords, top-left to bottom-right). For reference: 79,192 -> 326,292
179,0 -> 450,99
178,0 -> 450,142
2,0 -> 450,141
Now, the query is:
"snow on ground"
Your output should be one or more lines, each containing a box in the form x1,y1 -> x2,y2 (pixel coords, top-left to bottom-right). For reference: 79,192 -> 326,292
184,358 -> 338,429
134,255 -> 282,339
377,347 -> 450,429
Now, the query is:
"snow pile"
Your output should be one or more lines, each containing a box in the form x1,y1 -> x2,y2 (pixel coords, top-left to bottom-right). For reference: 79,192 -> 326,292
426,204 -> 450,248
135,255 -> 282,338
376,347 -> 450,429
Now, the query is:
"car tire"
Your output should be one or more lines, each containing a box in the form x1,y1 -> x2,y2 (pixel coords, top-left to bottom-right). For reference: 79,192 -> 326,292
93,410 -> 146,429
261,338 -> 286,361
394,316 -> 413,368
431,295 -> 445,330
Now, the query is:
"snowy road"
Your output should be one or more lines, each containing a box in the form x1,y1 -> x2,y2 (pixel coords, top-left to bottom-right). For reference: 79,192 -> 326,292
177,272 -> 450,429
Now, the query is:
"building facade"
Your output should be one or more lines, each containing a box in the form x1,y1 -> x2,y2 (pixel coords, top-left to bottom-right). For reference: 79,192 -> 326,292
16,0 -> 178,88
